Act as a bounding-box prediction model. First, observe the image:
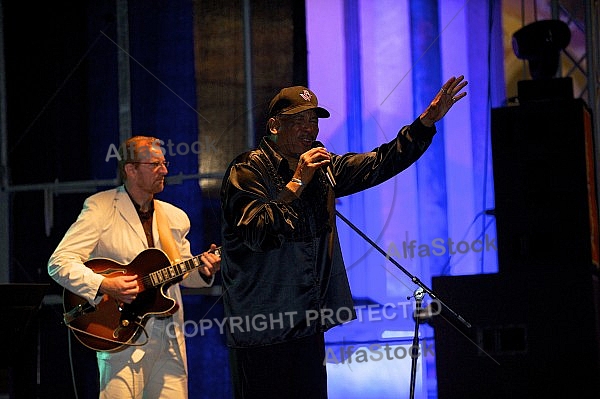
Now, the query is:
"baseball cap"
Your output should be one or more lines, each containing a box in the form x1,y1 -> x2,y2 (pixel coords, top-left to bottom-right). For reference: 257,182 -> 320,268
268,86 -> 330,118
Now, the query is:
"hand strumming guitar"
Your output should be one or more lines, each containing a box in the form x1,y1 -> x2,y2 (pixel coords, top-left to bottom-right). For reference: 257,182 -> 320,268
99,274 -> 140,304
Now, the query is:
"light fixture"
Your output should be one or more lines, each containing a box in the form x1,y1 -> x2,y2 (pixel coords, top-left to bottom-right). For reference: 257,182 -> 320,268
512,19 -> 571,80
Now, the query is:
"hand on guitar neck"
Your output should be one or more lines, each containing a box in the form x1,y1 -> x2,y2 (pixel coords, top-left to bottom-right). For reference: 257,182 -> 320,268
198,243 -> 221,277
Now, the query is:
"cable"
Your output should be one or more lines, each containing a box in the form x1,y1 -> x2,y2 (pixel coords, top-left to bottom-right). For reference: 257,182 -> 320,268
67,329 -> 79,399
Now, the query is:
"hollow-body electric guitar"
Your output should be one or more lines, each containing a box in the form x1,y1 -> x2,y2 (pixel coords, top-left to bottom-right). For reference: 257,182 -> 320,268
62,247 -> 220,352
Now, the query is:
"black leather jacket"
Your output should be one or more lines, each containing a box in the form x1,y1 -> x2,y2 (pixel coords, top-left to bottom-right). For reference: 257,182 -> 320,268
220,117 -> 436,348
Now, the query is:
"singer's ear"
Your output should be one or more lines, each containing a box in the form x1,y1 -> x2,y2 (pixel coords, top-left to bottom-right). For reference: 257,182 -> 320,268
267,117 -> 280,135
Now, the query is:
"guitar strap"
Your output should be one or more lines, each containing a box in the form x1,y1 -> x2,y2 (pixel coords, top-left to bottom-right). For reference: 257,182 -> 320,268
154,201 -> 182,264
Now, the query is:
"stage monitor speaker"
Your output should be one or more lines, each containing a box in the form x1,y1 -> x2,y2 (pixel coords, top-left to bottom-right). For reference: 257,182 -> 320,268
0,283 -> 49,366
491,98 -> 599,273
0,283 -> 49,398
432,271 -> 600,398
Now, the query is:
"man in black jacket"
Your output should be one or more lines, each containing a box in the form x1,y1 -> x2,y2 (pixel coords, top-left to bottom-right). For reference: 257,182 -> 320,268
220,77 -> 467,398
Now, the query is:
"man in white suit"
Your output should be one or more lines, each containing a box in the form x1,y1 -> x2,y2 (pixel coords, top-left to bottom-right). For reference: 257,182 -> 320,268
48,135 -> 220,398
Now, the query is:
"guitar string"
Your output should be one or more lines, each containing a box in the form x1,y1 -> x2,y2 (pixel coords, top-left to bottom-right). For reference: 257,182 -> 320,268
139,247 -> 221,288
135,257 -> 198,288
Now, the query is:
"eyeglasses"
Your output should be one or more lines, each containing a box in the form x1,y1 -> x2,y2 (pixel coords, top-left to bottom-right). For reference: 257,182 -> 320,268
130,161 -> 170,169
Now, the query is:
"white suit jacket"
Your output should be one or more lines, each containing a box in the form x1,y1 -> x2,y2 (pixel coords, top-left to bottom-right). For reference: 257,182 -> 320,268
48,185 -> 212,368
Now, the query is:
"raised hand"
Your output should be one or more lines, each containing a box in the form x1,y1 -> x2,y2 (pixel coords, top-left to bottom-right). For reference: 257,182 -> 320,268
419,75 -> 468,127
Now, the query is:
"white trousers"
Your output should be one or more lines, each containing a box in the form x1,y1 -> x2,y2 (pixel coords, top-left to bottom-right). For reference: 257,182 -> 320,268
98,318 -> 188,399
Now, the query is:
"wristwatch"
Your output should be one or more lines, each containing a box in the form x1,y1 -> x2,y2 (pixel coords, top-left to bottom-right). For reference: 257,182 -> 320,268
291,177 -> 303,186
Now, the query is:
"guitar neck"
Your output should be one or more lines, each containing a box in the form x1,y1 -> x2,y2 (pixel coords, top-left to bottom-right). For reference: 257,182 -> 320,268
147,247 -> 221,287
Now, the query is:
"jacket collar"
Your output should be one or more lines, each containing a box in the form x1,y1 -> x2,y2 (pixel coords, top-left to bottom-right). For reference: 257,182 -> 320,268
259,137 -> 292,176
115,185 -> 149,247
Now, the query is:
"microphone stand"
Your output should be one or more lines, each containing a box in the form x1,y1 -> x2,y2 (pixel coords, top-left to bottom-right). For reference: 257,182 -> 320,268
335,210 -> 471,398
409,287 -> 424,399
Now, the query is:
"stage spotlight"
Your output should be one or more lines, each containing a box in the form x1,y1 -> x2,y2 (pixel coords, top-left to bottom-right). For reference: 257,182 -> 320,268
512,19 -> 571,80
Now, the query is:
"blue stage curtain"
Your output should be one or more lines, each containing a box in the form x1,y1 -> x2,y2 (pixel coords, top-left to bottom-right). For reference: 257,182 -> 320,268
341,0 -> 372,298
306,0 -> 504,397
87,2 -> 227,398
409,0 -> 448,284
88,1 -> 203,254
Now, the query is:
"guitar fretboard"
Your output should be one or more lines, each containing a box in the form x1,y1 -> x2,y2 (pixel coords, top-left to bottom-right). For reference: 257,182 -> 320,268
147,247 -> 220,287
148,256 -> 202,287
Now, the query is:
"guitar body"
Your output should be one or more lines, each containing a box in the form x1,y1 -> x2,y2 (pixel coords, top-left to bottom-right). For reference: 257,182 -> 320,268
63,248 -> 179,352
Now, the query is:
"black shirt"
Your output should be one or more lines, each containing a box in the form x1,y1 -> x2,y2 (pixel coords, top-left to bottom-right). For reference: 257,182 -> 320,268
220,117 -> 436,348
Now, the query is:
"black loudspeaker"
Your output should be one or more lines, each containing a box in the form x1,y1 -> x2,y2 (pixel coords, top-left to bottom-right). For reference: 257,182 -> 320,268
432,271 -> 600,398
491,98 -> 599,273
0,284 -> 49,398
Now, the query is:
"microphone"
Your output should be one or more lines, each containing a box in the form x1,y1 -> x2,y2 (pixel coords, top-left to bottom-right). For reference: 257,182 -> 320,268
312,141 -> 336,188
